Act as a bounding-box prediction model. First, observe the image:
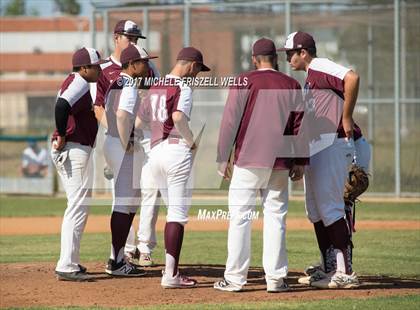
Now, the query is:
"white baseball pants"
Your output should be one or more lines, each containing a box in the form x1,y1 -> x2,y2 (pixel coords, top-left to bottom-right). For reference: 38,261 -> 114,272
124,154 -> 161,254
224,166 -> 289,287
149,140 -> 192,225
137,156 -> 160,253
124,133 -> 161,255
354,137 -> 371,171
52,142 -> 93,273
304,138 -> 355,226
103,136 -> 143,214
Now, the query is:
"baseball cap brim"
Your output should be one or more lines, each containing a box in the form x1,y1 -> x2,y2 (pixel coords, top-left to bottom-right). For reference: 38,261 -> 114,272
116,31 -> 146,39
131,55 -> 158,62
200,63 -> 211,72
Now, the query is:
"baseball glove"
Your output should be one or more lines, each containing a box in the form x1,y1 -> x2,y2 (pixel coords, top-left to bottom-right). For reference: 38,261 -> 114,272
344,164 -> 369,203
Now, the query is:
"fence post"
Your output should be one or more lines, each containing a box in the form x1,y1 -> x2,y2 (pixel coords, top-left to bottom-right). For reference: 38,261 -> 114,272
394,0 -> 401,197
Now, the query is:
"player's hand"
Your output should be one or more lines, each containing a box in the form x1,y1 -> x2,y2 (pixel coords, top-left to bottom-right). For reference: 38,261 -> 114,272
217,161 -> 232,180
289,164 -> 304,181
126,140 -> 141,154
342,116 -> 354,140
53,136 -> 66,151
189,142 -> 197,150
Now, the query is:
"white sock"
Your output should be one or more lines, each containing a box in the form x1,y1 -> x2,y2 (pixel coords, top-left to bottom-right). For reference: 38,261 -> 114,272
110,246 -> 125,263
335,249 -> 346,274
110,246 -> 115,260
116,248 -> 125,263
165,252 -> 176,277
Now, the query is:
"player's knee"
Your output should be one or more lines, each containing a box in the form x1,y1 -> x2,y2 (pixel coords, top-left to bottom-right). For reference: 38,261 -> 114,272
129,205 -> 139,214
327,218 -> 351,249
112,205 -> 130,214
112,201 -> 138,215
307,213 -> 321,224
166,210 -> 188,225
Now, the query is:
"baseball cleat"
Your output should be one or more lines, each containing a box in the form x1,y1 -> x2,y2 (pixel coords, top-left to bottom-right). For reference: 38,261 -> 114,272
78,264 -> 87,274
310,271 -> 360,289
139,253 -> 154,267
304,263 -> 324,276
267,279 -> 290,293
213,279 -> 243,292
298,269 -> 332,285
55,270 -> 93,282
125,248 -> 140,266
161,271 -> 197,289
105,259 -> 145,277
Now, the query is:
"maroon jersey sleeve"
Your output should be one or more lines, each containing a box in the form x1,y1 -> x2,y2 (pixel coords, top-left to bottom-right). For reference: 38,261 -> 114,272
217,76 -> 248,163
95,71 -> 109,108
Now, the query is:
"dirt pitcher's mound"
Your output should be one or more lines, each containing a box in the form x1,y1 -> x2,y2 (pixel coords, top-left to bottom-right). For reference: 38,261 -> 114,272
1,262 -> 419,308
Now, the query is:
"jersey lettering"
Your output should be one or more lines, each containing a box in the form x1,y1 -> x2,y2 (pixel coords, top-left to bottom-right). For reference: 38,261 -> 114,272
150,94 -> 168,122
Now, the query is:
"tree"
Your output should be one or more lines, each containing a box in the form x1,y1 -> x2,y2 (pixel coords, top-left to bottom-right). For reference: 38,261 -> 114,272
54,0 -> 80,16
4,0 -> 25,16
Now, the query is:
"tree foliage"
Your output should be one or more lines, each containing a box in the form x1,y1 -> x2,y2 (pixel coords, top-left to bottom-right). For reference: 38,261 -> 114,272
54,0 -> 80,16
4,0 -> 25,16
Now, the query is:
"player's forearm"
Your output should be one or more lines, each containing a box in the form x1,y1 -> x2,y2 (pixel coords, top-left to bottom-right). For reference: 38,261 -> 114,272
135,116 -> 149,130
116,110 -> 133,149
133,116 -> 147,141
55,97 -> 71,137
343,71 -> 360,120
94,105 -> 108,128
173,112 -> 194,147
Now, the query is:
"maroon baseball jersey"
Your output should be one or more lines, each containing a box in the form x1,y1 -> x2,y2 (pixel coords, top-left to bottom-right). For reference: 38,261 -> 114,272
217,69 -> 309,170
139,74 -> 193,148
95,55 -> 160,108
105,73 -> 140,138
95,56 -> 122,108
305,58 -> 362,140
52,72 -> 98,147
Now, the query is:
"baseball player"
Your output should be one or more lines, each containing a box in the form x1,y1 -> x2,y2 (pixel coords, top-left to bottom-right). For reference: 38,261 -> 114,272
93,19 -> 160,267
52,47 -> 105,281
137,47 -> 210,288
279,31 -> 363,289
103,44 -> 158,276
21,140 -> 49,178
300,134 -> 371,284
214,38 -> 308,293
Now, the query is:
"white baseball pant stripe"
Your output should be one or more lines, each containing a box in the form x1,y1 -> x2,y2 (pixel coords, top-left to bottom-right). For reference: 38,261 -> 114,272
225,166 -> 289,287
52,142 -> 93,273
304,138 -> 355,226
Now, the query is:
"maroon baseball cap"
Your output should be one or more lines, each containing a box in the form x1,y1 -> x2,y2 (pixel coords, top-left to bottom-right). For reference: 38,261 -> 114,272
278,31 -> 316,51
176,47 -> 210,72
120,44 -> 158,65
72,47 -> 106,67
114,20 -> 146,39
252,38 -> 277,56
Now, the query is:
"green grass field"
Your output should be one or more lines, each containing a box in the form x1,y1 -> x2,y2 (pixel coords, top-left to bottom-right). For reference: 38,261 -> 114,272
1,230 -> 419,278
5,295 -> 420,310
1,196 -> 419,221
0,196 -> 419,309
